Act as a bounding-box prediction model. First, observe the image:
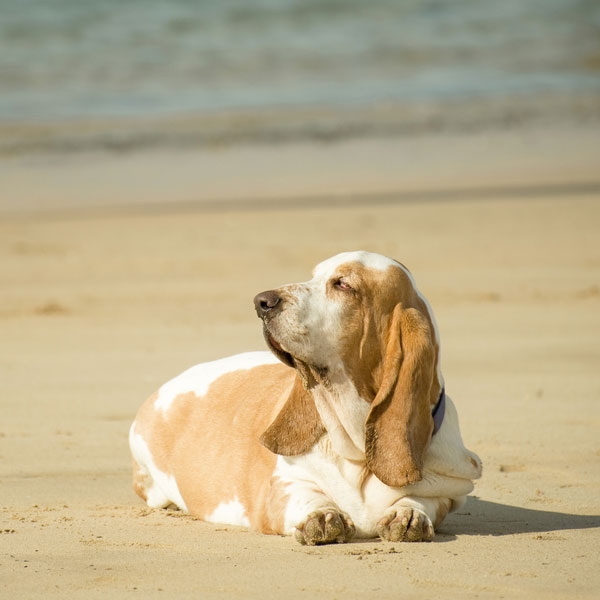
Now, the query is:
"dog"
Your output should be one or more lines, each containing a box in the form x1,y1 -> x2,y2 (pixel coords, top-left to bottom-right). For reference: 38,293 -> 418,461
130,251 -> 481,544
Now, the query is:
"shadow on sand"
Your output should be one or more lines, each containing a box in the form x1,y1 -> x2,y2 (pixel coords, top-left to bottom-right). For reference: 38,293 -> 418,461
440,496 -> 600,538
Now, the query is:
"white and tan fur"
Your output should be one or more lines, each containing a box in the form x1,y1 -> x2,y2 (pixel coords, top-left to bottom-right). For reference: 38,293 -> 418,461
130,251 -> 481,544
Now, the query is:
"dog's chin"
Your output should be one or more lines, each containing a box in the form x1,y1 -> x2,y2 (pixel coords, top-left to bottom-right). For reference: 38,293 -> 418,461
262,327 -> 295,369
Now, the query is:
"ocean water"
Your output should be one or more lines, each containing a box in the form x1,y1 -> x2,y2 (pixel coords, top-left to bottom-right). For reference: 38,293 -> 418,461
1,0 -> 599,152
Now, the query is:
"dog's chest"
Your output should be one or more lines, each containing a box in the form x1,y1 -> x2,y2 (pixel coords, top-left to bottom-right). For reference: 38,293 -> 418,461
277,436 -> 400,536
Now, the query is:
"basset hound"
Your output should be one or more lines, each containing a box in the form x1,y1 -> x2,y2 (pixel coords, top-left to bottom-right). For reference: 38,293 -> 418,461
129,251 -> 481,544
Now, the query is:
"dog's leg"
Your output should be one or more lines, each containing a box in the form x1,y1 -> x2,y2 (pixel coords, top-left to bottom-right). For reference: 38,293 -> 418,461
266,477 -> 355,545
377,496 -> 453,542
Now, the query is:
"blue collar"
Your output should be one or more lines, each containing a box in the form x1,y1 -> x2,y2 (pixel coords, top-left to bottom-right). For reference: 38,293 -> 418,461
432,388 -> 446,436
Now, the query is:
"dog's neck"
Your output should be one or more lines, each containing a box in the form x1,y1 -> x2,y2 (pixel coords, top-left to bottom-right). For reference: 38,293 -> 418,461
309,363 -> 370,461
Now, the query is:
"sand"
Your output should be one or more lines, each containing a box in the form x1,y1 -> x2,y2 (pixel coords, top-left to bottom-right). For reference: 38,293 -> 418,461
1,124 -> 599,599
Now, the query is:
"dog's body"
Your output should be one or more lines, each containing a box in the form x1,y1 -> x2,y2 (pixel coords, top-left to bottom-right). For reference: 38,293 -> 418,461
130,252 -> 481,544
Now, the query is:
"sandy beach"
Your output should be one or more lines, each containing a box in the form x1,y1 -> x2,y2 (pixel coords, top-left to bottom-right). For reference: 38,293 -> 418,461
1,122 -> 600,598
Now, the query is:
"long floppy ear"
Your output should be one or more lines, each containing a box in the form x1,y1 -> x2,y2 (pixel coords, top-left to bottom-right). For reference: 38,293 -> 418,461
365,303 -> 436,487
260,375 -> 325,455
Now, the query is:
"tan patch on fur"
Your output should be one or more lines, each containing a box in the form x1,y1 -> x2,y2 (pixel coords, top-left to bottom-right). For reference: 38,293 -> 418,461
260,373 -> 325,456
433,498 -> 451,528
326,262 -> 441,404
322,260 -> 440,487
132,364 -> 299,533
262,477 -> 290,535
365,305 -> 435,487
131,456 -> 148,502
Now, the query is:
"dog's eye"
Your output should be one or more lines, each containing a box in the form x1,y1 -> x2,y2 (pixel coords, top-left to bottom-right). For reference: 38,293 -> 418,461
334,279 -> 352,291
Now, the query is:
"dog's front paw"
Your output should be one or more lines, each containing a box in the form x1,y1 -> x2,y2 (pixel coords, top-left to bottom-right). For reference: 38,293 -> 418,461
293,508 -> 355,546
377,505 -> 434,542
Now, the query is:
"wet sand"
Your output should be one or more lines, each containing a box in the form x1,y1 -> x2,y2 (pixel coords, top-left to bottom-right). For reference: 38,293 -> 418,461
1,125 -> 599,598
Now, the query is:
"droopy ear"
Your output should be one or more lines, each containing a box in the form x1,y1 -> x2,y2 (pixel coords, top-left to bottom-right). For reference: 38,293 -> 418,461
365,303 -> 436,487
260,375 -> 325,455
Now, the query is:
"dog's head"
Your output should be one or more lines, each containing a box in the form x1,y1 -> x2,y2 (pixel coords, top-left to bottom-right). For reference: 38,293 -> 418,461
254,251 -> 442,487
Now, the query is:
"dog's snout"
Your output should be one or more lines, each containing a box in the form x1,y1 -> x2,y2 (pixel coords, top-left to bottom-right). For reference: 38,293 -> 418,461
254,290 -> 282,317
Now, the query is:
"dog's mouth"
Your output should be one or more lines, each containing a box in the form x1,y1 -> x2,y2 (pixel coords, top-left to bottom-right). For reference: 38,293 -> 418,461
263,327 -> 295,368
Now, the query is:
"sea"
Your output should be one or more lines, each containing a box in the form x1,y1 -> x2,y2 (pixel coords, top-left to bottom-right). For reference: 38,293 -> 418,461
1,0 -> 599,155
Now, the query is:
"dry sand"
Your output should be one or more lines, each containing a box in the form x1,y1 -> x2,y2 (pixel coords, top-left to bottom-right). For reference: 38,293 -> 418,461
1,125 -> 599,598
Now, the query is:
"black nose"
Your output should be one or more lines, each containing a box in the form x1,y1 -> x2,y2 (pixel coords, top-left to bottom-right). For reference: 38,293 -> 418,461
254,290 -> 282,317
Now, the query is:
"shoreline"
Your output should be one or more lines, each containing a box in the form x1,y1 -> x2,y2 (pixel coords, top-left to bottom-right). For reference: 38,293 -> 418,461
4,180 -> 600,223
2,89 -> 599,157
2,121 -> 599,218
